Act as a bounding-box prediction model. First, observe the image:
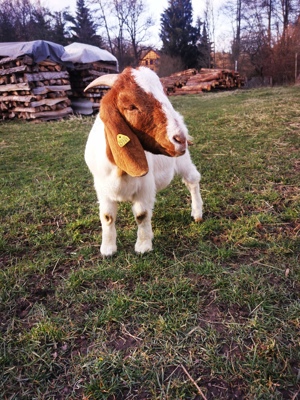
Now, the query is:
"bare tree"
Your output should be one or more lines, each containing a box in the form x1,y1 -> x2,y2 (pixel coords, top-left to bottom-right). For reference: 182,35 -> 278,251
0,0 -> 66,42
94,0 -> 114,53
123,0 -> 154,64
92,0 -> 154,69
221,0 -> 244,68
204,0 -> 216,66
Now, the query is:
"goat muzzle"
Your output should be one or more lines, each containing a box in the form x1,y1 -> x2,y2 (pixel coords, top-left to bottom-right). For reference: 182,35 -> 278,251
172,134 -> 187,156
173,134 -> 186,145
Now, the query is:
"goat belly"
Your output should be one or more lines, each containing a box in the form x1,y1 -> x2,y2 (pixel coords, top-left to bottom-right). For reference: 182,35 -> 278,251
102,174 -> 148,203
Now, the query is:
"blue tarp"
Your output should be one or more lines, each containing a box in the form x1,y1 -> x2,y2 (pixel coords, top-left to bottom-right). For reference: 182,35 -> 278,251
0,40 -> 72,67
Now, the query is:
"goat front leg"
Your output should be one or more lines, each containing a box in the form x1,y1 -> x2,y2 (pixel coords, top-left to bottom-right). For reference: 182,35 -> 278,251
132,202 -> 154,254
99,200 -> 118,256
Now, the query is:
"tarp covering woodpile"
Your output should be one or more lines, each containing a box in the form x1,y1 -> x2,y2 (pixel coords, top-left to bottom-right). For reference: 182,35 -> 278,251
160,68 -> 244,95
0,40 -> 73,120
63,43 -> 118,115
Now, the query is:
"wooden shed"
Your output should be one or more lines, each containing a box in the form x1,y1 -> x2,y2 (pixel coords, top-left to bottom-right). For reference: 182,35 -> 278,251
139,49 -> 160,72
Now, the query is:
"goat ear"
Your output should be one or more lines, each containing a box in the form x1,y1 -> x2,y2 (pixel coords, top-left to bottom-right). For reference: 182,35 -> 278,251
100,92 -> 149,177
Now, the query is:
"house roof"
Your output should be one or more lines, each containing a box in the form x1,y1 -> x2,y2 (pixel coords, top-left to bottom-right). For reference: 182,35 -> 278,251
139,48 -> 161,60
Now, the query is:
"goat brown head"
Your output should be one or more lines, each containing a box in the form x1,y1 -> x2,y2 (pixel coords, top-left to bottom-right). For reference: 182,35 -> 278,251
84,67 -> 188,177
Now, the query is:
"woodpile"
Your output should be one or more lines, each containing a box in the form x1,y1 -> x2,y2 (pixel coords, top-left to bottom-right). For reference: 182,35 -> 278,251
160,69 -> 197,93
0,55 -> 73,120
161,68 -> 244,95
68,60 -> 117,114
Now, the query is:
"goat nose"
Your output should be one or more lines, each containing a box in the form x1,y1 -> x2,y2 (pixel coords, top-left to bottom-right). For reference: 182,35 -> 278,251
173,134 -> 186,145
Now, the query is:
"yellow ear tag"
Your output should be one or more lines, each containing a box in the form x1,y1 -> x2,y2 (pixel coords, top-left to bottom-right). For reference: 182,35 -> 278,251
117,134 -> 130,147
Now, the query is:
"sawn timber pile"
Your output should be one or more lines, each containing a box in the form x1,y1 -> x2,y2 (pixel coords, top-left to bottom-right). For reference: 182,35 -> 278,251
0,55 -> 72,120
160,68 -> 244,95
68,60 -> 118,114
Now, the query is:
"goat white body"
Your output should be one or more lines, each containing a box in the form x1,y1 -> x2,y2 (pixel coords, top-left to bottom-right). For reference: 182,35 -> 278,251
84,67 -> 203,256
85,117 -> 203,256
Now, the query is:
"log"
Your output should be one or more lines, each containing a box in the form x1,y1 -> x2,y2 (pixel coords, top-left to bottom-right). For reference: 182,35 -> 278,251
179,82 -> 213,91
0,55 -> 33,66
0,65 -> 27,76
13,106 -> 40,113
27,107 -> 73,119
169,89 -> 203,95
0,95 -> 35,102
169,69 -> 197,77
24,71 -> 69,82
32,85 -> 71,94
186,73 -> 221,85
87,69 -> 106,77
30,97 -> 70,107
0,83 -> 31,92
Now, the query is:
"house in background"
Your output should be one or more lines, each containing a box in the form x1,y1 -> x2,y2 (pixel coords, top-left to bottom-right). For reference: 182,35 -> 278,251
139,49 -> 160,72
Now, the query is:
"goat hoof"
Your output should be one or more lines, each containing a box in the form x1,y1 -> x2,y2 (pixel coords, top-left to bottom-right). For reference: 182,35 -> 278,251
194,217 -> 203,223
135,241 -> 153,254
100,244 -> 117,257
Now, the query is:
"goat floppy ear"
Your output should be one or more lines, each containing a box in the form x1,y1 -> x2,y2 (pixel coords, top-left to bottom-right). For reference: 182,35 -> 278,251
100,90 -> 149,177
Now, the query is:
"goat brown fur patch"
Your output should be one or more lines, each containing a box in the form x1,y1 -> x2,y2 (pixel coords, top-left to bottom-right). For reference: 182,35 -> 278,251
99,68 -> 177,177
100,90 -> 149,177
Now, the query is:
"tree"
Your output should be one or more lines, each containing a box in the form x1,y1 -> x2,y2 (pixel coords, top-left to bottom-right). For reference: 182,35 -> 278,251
67,0 -> 102,46
0,1 -> 17,41
27,6 -> 53,40
203,0 -> 215,66
122,0 -> 154,65
93,0 -> 154,69
0,0 -> 68,45
160,0 -> 200,69
198,22 -> 213,68
50,10 -> 71,45
0,0 -> 33,41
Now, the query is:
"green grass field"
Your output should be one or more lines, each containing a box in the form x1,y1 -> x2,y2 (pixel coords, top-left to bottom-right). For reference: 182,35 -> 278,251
1,86 -> 299,399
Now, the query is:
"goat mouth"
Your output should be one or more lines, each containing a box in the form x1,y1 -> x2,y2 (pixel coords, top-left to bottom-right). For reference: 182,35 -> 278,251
174,149 -> 186,157
162,148 -> 186,157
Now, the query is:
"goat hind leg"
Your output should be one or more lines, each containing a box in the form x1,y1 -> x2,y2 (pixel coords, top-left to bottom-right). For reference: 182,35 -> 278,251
184,179 -> 203,221
176,154 -> 203,221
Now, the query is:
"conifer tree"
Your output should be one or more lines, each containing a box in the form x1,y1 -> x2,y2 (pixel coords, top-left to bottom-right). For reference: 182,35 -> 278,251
27,8 -> 52,40
50,11 -> 70,46
160,0 -> 200,69
67,0 -> 102,47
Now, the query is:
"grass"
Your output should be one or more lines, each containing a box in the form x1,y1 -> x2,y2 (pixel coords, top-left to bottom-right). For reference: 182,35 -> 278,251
0,86 -> 299,399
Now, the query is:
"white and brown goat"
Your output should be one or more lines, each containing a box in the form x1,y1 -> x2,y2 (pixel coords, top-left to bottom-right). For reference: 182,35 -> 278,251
84,67 -> 203,256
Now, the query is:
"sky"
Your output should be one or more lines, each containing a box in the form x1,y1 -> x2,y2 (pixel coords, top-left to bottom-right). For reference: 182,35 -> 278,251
45,0 -> 232,51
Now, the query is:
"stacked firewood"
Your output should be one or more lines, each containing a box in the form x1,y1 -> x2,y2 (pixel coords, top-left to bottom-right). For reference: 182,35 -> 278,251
161,68 -> 244,95
160,69 -> 197,93
68,61 -> 118,113
0,55 -> 73,120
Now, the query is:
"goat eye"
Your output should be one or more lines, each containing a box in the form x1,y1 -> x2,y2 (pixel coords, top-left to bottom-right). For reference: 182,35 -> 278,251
128,104 -> 138,111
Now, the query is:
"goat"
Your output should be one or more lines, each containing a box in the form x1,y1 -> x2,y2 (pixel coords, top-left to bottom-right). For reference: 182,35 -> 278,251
84,66 -> 203,256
